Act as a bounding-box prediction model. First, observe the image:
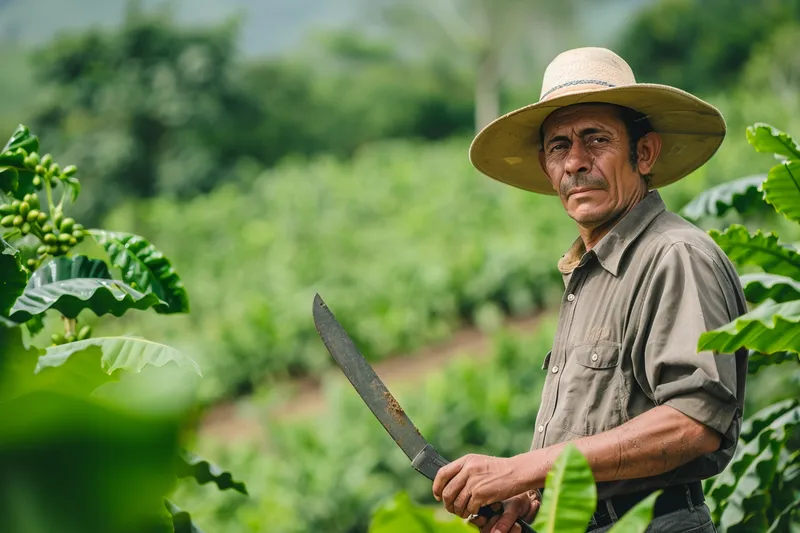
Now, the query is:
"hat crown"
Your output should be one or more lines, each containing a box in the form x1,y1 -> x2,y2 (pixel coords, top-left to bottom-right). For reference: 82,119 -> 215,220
539,47 -> 637,101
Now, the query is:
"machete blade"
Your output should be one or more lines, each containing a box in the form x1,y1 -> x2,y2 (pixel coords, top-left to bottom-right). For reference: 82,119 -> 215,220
312,293 -> 429,463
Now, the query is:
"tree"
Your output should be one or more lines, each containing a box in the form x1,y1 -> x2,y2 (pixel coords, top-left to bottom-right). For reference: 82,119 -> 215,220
369,0 -> 584,132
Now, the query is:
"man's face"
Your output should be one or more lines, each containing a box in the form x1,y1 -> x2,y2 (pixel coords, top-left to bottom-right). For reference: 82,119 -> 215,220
538,104 -> 655,227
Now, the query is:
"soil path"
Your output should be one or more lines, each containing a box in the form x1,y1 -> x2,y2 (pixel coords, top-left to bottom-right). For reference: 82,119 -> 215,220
199,314 -> 544,443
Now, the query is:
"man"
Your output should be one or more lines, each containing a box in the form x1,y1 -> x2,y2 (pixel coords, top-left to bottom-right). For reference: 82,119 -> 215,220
431,47 -> 748,533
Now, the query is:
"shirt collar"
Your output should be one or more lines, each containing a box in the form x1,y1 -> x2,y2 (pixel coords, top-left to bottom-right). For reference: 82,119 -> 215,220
557,190 -> 666,277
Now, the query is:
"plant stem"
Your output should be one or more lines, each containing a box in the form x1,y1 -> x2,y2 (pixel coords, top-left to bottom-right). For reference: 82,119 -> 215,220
62,315 -> 76,337
44,175 -> 54,213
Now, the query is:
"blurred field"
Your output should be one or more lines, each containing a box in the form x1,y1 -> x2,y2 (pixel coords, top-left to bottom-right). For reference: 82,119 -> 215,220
2,0 -> 800,531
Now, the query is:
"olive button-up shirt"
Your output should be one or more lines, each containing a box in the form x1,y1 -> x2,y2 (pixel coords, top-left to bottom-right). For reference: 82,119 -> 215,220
531,190 -> 748,499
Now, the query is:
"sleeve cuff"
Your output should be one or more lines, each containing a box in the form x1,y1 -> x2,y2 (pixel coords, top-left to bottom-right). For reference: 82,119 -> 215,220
663,392 -> 738,436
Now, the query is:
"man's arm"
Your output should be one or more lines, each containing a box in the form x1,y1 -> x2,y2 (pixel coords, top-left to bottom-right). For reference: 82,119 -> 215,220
515,404 -> 720,489
433,405 -> 720,518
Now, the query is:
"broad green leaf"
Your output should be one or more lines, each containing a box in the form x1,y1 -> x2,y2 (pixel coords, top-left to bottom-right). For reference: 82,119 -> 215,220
532,444 -> 596,533
178,450 -> 248,494
707,405 -> 800,525
369,492 -> 472,533
709,225 -> 800,281
0,391 -> 180,533
0,237 -> 26,316
747,123 -> 800,160
0,324 -> 42,402
607,491 -> 659,533
166,500 -> 206,533
763,160 -> 800,223
680,175 -> 767,221
36,336 -> 201,378
91,230 -> 189,314
29,255 -> 111,284
2,124 -> 39,154
766,500 -> 800,533
748,350 -> 798,374
697,299 -> 800,354
718,407 -> 800,530
14,169 -> 36,197
0,166 -> 18,194
740,273 -> 800,303
24,313 -> 44,335
9,278 -> 163,321
740,399 -> 798,443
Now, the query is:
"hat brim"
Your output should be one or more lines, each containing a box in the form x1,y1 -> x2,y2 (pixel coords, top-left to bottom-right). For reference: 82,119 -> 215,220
469,84 -> 726,195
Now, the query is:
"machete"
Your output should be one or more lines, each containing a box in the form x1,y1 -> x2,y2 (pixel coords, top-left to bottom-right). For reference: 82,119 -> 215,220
312,293 -> 536,533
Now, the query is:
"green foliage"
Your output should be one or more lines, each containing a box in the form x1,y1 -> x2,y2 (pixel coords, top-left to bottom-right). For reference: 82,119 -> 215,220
91,230 -> 189,314
37,336 -> 202,379
705,401 -> 800,532
679,175 -> 768,222
10,278 -> 163,322
740,273 -> 800,304
0,237 -> 26,315
689,122 -> 800,532
0,390 -> 182,533
0,125 -> 244,532
20,7 -> 472,223
173,322 -> 557,533
698,299 -> 800,354
166,500 -> 206,533
617,0 -> 800,94
105,139 -> 572,398
368,492 -> 472,533
177,451 -> 248,495
709,225 -> 800,280
532,444 -> 596,533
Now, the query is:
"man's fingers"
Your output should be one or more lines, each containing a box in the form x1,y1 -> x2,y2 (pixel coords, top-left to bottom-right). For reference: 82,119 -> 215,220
489,509 -> 522,533
442,470 -> 469,514
454,490 -> 474,519
433,459 -> 464,502
470,513 -> 499,533
526,499 -> 541,523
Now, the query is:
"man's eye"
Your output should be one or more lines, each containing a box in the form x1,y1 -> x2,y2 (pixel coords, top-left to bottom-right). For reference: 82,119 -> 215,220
591,137 -> 608,144
550,144 -> 567,152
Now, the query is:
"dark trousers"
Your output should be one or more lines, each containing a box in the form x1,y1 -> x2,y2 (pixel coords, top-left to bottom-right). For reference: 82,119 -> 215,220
587,502 -> 716,533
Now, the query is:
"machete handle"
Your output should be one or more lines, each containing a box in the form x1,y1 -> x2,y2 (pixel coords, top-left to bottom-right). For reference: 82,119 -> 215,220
477,503 -> 537,533
411,444 -> 537,533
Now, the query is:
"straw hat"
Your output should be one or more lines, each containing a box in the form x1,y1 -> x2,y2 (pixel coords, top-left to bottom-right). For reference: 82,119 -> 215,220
469,47 -> 726,195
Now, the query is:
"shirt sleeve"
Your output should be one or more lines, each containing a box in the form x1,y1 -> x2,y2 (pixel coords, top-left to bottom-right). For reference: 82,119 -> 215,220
634,241 -> 742,438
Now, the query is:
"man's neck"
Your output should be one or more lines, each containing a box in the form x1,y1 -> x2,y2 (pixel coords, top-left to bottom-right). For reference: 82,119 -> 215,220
579,189 -> 648,252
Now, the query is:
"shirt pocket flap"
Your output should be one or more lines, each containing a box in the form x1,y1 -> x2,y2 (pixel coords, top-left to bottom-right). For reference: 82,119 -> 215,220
574,342 -> 621,369
541,350 -> 552,371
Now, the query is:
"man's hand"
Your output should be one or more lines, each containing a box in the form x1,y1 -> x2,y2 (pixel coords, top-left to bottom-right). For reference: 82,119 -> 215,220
432,454 -> 524,518
468,492 -> 539,533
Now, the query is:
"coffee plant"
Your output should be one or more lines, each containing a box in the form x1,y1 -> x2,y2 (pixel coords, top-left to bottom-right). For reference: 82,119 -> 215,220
682,123 -> 800,532
0,125 -> 247,532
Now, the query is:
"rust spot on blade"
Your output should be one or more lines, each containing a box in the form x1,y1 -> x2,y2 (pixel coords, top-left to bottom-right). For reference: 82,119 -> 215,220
384,391 -> 407,425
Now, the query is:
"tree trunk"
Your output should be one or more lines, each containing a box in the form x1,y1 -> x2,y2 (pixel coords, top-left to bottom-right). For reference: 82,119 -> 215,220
475,47 -> 500,132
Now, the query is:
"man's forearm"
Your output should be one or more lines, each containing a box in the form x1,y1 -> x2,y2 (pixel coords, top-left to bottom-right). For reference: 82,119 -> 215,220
513,405 -> 722,491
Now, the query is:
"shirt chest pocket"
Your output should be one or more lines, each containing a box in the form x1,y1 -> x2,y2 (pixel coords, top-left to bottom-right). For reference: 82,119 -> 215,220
558,341 -> 626,436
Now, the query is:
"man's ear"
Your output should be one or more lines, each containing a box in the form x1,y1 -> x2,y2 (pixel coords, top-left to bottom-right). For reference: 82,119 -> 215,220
538,150 -> 558,192
636,132 -> 662,175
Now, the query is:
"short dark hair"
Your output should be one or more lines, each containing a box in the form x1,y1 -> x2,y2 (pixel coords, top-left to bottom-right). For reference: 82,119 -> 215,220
617,105 -> 654,185
539,103 -> 655,185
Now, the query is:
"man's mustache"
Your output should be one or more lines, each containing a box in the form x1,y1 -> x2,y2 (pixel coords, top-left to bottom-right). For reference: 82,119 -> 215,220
560,173 -> 608,197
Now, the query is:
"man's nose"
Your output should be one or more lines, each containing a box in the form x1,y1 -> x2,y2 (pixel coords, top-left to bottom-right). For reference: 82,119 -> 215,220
564,142 -> 592,175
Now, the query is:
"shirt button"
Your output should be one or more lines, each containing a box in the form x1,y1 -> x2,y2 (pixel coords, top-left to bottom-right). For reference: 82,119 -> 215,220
567,293 -> 575,302
591,353 -> 599,362
551,366 -> 559,373
538,425 -> 544,433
